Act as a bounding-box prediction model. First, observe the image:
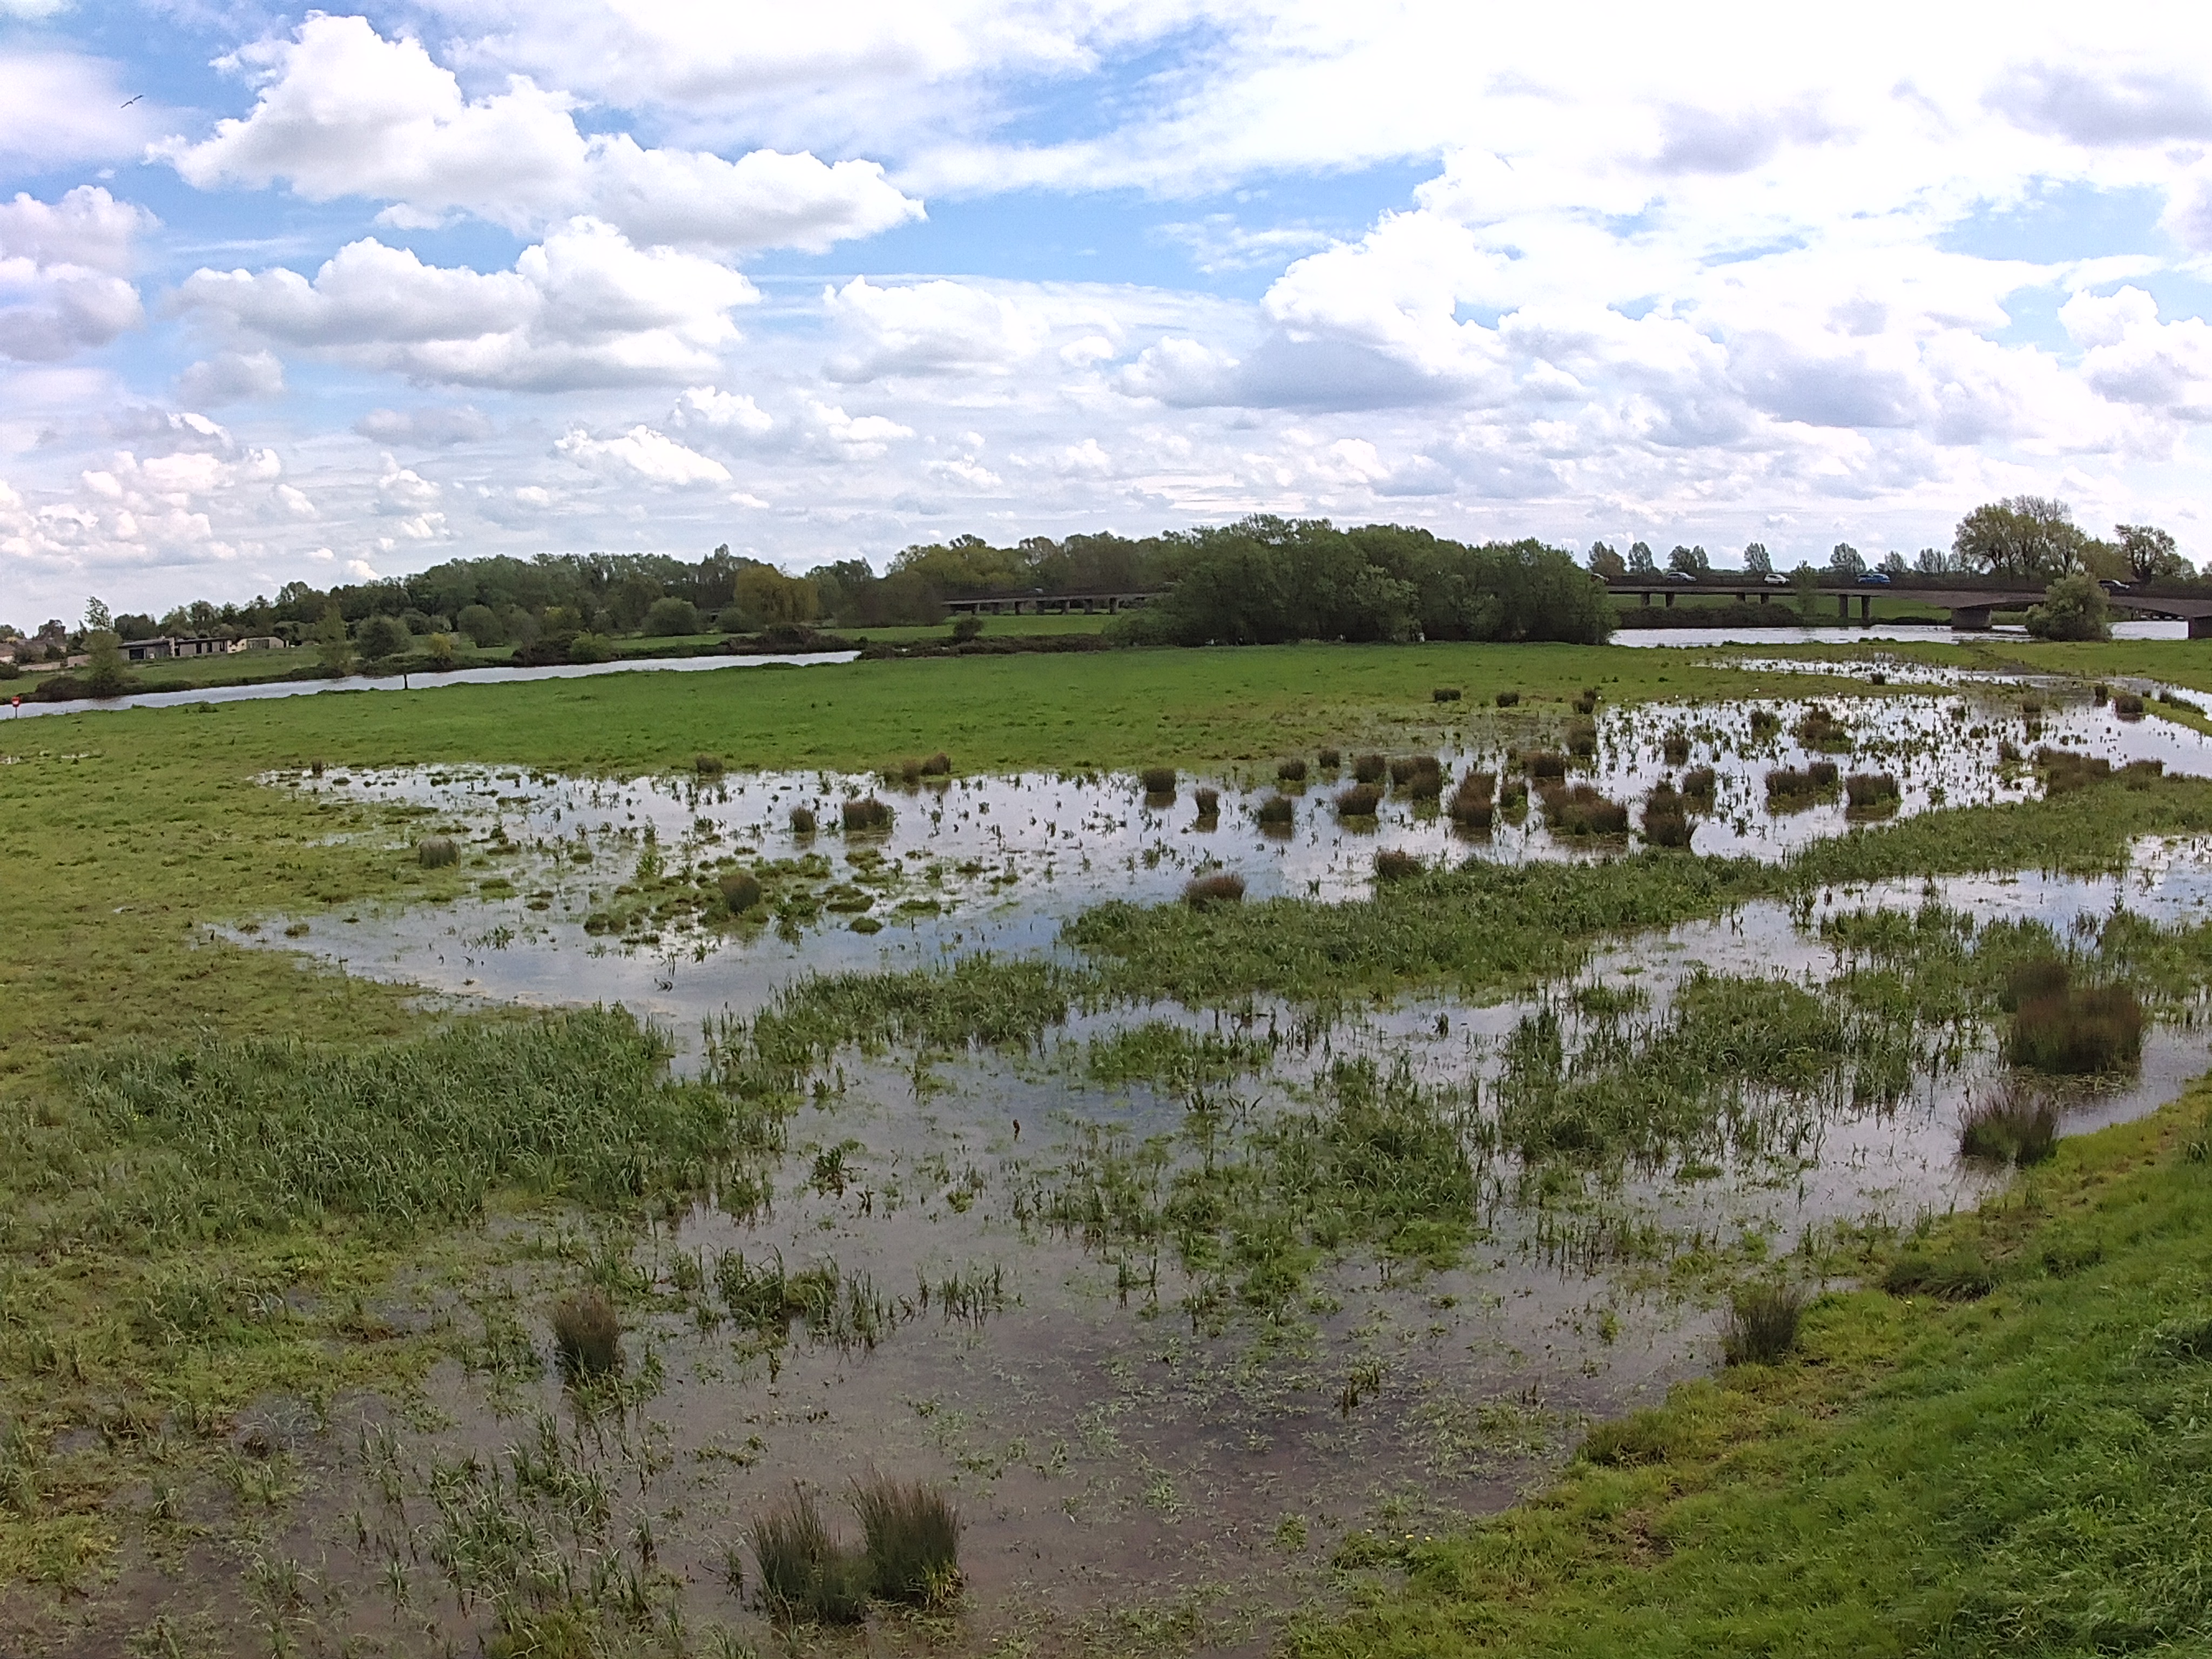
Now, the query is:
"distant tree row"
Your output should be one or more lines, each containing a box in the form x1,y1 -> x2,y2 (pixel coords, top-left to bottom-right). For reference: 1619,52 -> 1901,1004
1583,499 -> 2193,586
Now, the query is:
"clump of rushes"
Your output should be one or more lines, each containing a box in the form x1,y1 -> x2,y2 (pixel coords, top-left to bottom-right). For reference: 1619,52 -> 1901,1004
1449,771 -> 1495,830
1809,759 -> 1839,788
751,1487 -> 870,1624
1389,754 -> 1440,786
1765,764 -> 1838,806
1795,704 -> 1851,749
1140,766 -> 1177,797
1540,783 -> 1629,835
842,797 -> 893,832
1524,749 -> 1568,780
1748,707 -> 1782,738
790,805 -> 818,835
719,869 -> 764,913
1317,747 -> 1342,770
1572,687 -> 1599,715
1193,787 -> 1220,820
1681,765 -> 1717,804
416,835 -> 460,869
1335,782 -> 1384,818
1183,872 -> 1247,909
552,1288 -> 622,1380
1662,731 -> 1691,765
2113,690 -> 2146,718
1495,689 -> 1520,707
1844,772 -> 1900,811
2021,696 -> 2044,717
2093,682 -> 2110,705
920,752 -> 952,777
1433,686 -> 1462,703
1566,717 -> 1598,757
1498,777 -> 1530,818
1352,752 -> 1388,784
1373,849 -> 1423,882
1256,794 -> 1295,829
1959,1080 -> 2060,1166
694,753 -> 726,776
851,1472 -> 961,1608
889,757 -> 924,786
1277,757 -> 1309,783
1641,784 -> 1691,848
2008,972 -> 2144,1075
1722,1282 -> 1807,1366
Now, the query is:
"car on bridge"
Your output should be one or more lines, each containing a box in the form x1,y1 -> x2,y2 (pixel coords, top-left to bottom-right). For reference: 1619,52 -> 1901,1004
1664,569 -> 1699,582
1761,572 -> 1788,584
1855,570 -> 1892,585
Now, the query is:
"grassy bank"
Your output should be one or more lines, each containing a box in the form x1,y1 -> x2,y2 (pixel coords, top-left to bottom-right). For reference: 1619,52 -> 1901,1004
1290,1079 -> 2212,1657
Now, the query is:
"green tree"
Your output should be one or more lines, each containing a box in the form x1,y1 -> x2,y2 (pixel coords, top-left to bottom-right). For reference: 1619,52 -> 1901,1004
732,566 -> 820,630
356,613 -> 410,664
1827,542 -> 1866,577
312,608 -> 354,678
2025,571 -> 2112,640
1626,541 -> 1656,576
641,596 -> 702,636
83,596 -> 112,633
1879,550 -> 1907,575
2117,523 -> 2189,584
455,603 -> 502,646
1742,542 -> 1771,575
1587,542 -> 1626,581
1953,496 -> 2087,580
83,629 -> 127,698
1790,562 -> 1823,622
1667,544 -> 1710,576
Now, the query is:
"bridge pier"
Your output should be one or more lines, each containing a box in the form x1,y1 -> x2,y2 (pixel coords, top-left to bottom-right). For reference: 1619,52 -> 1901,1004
1860,595 -> 1872,622
1837,595 -> 1849,620
2191,615 -> 2212,640
1951,606 -> 1992,631
1663,591 -> 1674,608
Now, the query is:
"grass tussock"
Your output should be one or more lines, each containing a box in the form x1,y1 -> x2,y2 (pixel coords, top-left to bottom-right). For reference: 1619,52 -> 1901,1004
1959,1080 -> 2060,1166
790,804 -> 817,834
1449,771 -> 1496,830
1352,752 -> 1388,784
2038,745 -> 2164,797
1525,748 -> 1568,780
1184,871 -> 1247,909
1662,731 -> 1691,765
1336,782 -> 1384,818
2114,689 -> 2147,718
920,751 -> 951,777
1193,786 -> 1220,819
1317,746 -> 1341,770
1433,685 -> 1462,703
694,752 -> 725,776
551,1287 -> 622,1380
1721,1282 -> 1808,1366
751,1487 -> 870,1624
850,1471 -> 961,1607
1682,765 -> 1716,803
1641,784 -> 1692,848
1540,783 -> 1629,837
1566,717 -> 1599,757
1844,772 -> 1901,811
416,835 -> 460,869
1795,704 -> 1851,750
1139,765 -> 1177,795
1277,757 -> 1310,783
1374,849 -> 1424,882
1256,794 -> 1296,828
718,869 -> 764,913
1765,761 -> 1839,806
1495,689 -> 1521,707
2008,980 -> 2144,1075
1573,687 -> 1599,714
842,796 -> 893,833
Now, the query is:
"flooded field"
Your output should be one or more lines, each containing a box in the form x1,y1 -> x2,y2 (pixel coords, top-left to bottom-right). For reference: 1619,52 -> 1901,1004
110,684 -> 2212,1655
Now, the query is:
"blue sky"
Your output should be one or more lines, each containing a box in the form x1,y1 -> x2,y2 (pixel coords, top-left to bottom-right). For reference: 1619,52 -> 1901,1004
4,0 -> 2212,624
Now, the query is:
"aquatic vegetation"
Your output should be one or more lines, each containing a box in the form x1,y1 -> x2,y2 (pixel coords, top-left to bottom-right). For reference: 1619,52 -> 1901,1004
1389,754 -> 1441,787
1257,793 -> 1296,828
2007,980 -> 2144,1075
1140,766 -> 1177,795
1352,753 -> 1388,784
1084,1022 -> 1269,1089
1448,771 -> 1495,829
1185,871 -> 1247,909
841,796 -> 893,832
1764,763 -> 1839,807
1641,784 -> 1692,848
1959,1081 -> 2060,1166
1278,758 -> 1310,783
416,834 -> 460,868
1193,786 -> 1220,819
1795,705 -> 1852,750
751,1487 -> 870,1623
1662,731 -> 1691,765
1721,1282 -> 1807,1366
717,869 -> 764,913
1525,749 -> 1569,780
1566,718 -> 1598,757
790,805 -> 818,834
1374,849 -> 1424,882
849,1472 -> 961,1607
1336,783 -> 1384,818
551,1288 -> 622,1379
1540,783 -> 1629,837
2114,690 -> 2147,718
1844,772 -> 1900,812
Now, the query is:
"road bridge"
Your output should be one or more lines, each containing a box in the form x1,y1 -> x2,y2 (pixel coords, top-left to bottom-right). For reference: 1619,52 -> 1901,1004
941,589 -> 1160,616
1608,581 -> 2212,636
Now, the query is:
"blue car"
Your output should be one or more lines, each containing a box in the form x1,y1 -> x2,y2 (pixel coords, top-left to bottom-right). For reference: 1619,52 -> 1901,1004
1855,570 -> 1892,585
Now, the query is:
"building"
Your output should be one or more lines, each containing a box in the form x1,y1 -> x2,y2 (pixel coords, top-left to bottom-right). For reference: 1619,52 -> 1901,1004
122,635 -> 263,663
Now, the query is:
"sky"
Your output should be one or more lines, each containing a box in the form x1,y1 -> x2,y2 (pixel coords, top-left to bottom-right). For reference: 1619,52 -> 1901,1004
5,1 -> 2212,625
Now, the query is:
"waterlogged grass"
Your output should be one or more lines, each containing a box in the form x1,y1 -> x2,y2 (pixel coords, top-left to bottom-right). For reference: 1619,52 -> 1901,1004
1286,1083 -> 2212,1659
1083,1020 -> 1273,1089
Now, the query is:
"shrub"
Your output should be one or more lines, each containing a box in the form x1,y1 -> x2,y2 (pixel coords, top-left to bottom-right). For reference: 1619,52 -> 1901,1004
1843,772 -> 1899,810
567,632 -> 616,664
1335,783 -> 1384,818
1140,766 -> 1177,796
1566,718 -> 1598,757
1373,849 -> 1423,882
1681,765 -> 1717,802
694,752 -> 725,776
1524,749 -> 1568,780
1256,794 -> 1295,828
1317,747 -> 1341,769
1432,686 -> 1461,703
1193,787 -> 1220,819
921,752 -> 952,777
2113,690 -> 2146,718
950,615 -> 984,643
642,596 -> 702,637
424,632 -> 458,670
1277,758 -> 1309,783
1183,872 -> 1246,909
790,805 -> 818,835
1662,731 -> 1691,765
850,1472 -> 961,1607
1495,689 -> 1521,707
751,1487 -> 870,1624
2025,571 -> 2113,642
552,1289 -> 622,1380
842,797 -> 893,833
1541,784 -> 1628,836
1722,1283 -> 1807,1366
1959,1082 -> 2059,1166
416,835 -> 460,869
1352,753 -> 1388,784
719,870 -> 764,913
1641,786 -> 1691,848
2008,983 -> 2144,1075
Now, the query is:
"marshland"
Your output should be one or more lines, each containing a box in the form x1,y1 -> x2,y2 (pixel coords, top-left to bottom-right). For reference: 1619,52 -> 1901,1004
12,637 -> 2212,1657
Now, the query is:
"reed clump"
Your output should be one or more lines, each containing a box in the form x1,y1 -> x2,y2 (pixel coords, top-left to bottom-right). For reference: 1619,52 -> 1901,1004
2113,690 -> 2146,718
1540,783 -> 1629,836
889,757 -> 925,786
2007,964 -> 2143,1075
1748,708 -> 1782,739
551,1288 -> 622,1380
1844,772 -> 1900,811
693,753 -> 725,776
1352,753 -> 1388,785
920,752 -> 952,777
1335,783 -> 1384,819
1317,747 -> 1341,770
1795,705 -> 1851,750
1572,688 -> 1599,715
1765,764 -> 1838,806
1959,1081 -> 2060,1166
1448,771 -> 1495,830
1256,794 -> 1295,828
1524,749 -> 1568,781
1641,785 -> 1691,848
1193,787 -> 1220,820
850,1472 -> 961,1608
751,1487 -> 870,1624
1722,1282 -> 1807,1366
1433,686 -> 1461,703
1184,872 -> 1247,909
842,797 -> 893,833
1566,718 -> 1598,757
790,805 -> 818,835
1495,689 -> 1521,708
1277,758 -> 1309,783
1662,731 -> 1691,765
1681,765 -> 1716,804
1390,753 -> 1441,786
1373,849 -> 1423,882
1139,766 -> 1177,796
416,835 -> 460,869
719,869 -> 764,913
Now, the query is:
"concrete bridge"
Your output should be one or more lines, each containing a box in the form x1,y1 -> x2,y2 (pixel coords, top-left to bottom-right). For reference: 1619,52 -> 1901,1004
1609,580 -> 2212,637
942,589 -> 1159,617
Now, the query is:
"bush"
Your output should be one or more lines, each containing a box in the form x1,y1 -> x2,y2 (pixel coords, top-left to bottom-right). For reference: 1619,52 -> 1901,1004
1256,794 -> 1295,828
1433,686 -> 1461,703
424,632 -> 458,670
1843,772 -> 1899,810
1193,787 -> 1220,819
751,1487 -> 870,1624
567,632 -> 616,664
1140,766 -> 1177,796
642,597 -> 702,636
842,797 -> 893,833
1277,757 -> 1309,783
1352,753 -> 1388,784
416,835 -> 460,869
719,870 -> 764,913
1959,1082 -> 2060,1166
1524,750 -> 1568,780
2008,983 -> 2144,1074
950,615 -> 984,643
1373,849 -> 1423,882
790,805 -> 818,835
1335,783 -> 1384,818
1641,786 -> 1691,848
1662,731 -> 1691,765
2025,571 -> 2113,641
552,1289 -> 622,1379
1540,783 -> 1629,836
1184,872 -> 1246,909
1495,689 -> 1520,707
1722,1283 -> 1807,1366
851,1472 -> 961,1607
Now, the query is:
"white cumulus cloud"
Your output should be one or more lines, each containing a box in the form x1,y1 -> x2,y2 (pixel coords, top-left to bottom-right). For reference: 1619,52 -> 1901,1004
556,424 -> 732,485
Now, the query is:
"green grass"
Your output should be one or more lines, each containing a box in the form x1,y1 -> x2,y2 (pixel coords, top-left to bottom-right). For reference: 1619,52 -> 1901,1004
1286,1083 -> 2212,1658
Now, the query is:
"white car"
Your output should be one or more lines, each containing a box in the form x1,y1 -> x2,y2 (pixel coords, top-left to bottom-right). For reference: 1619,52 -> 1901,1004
1761,572 -> 1788,584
